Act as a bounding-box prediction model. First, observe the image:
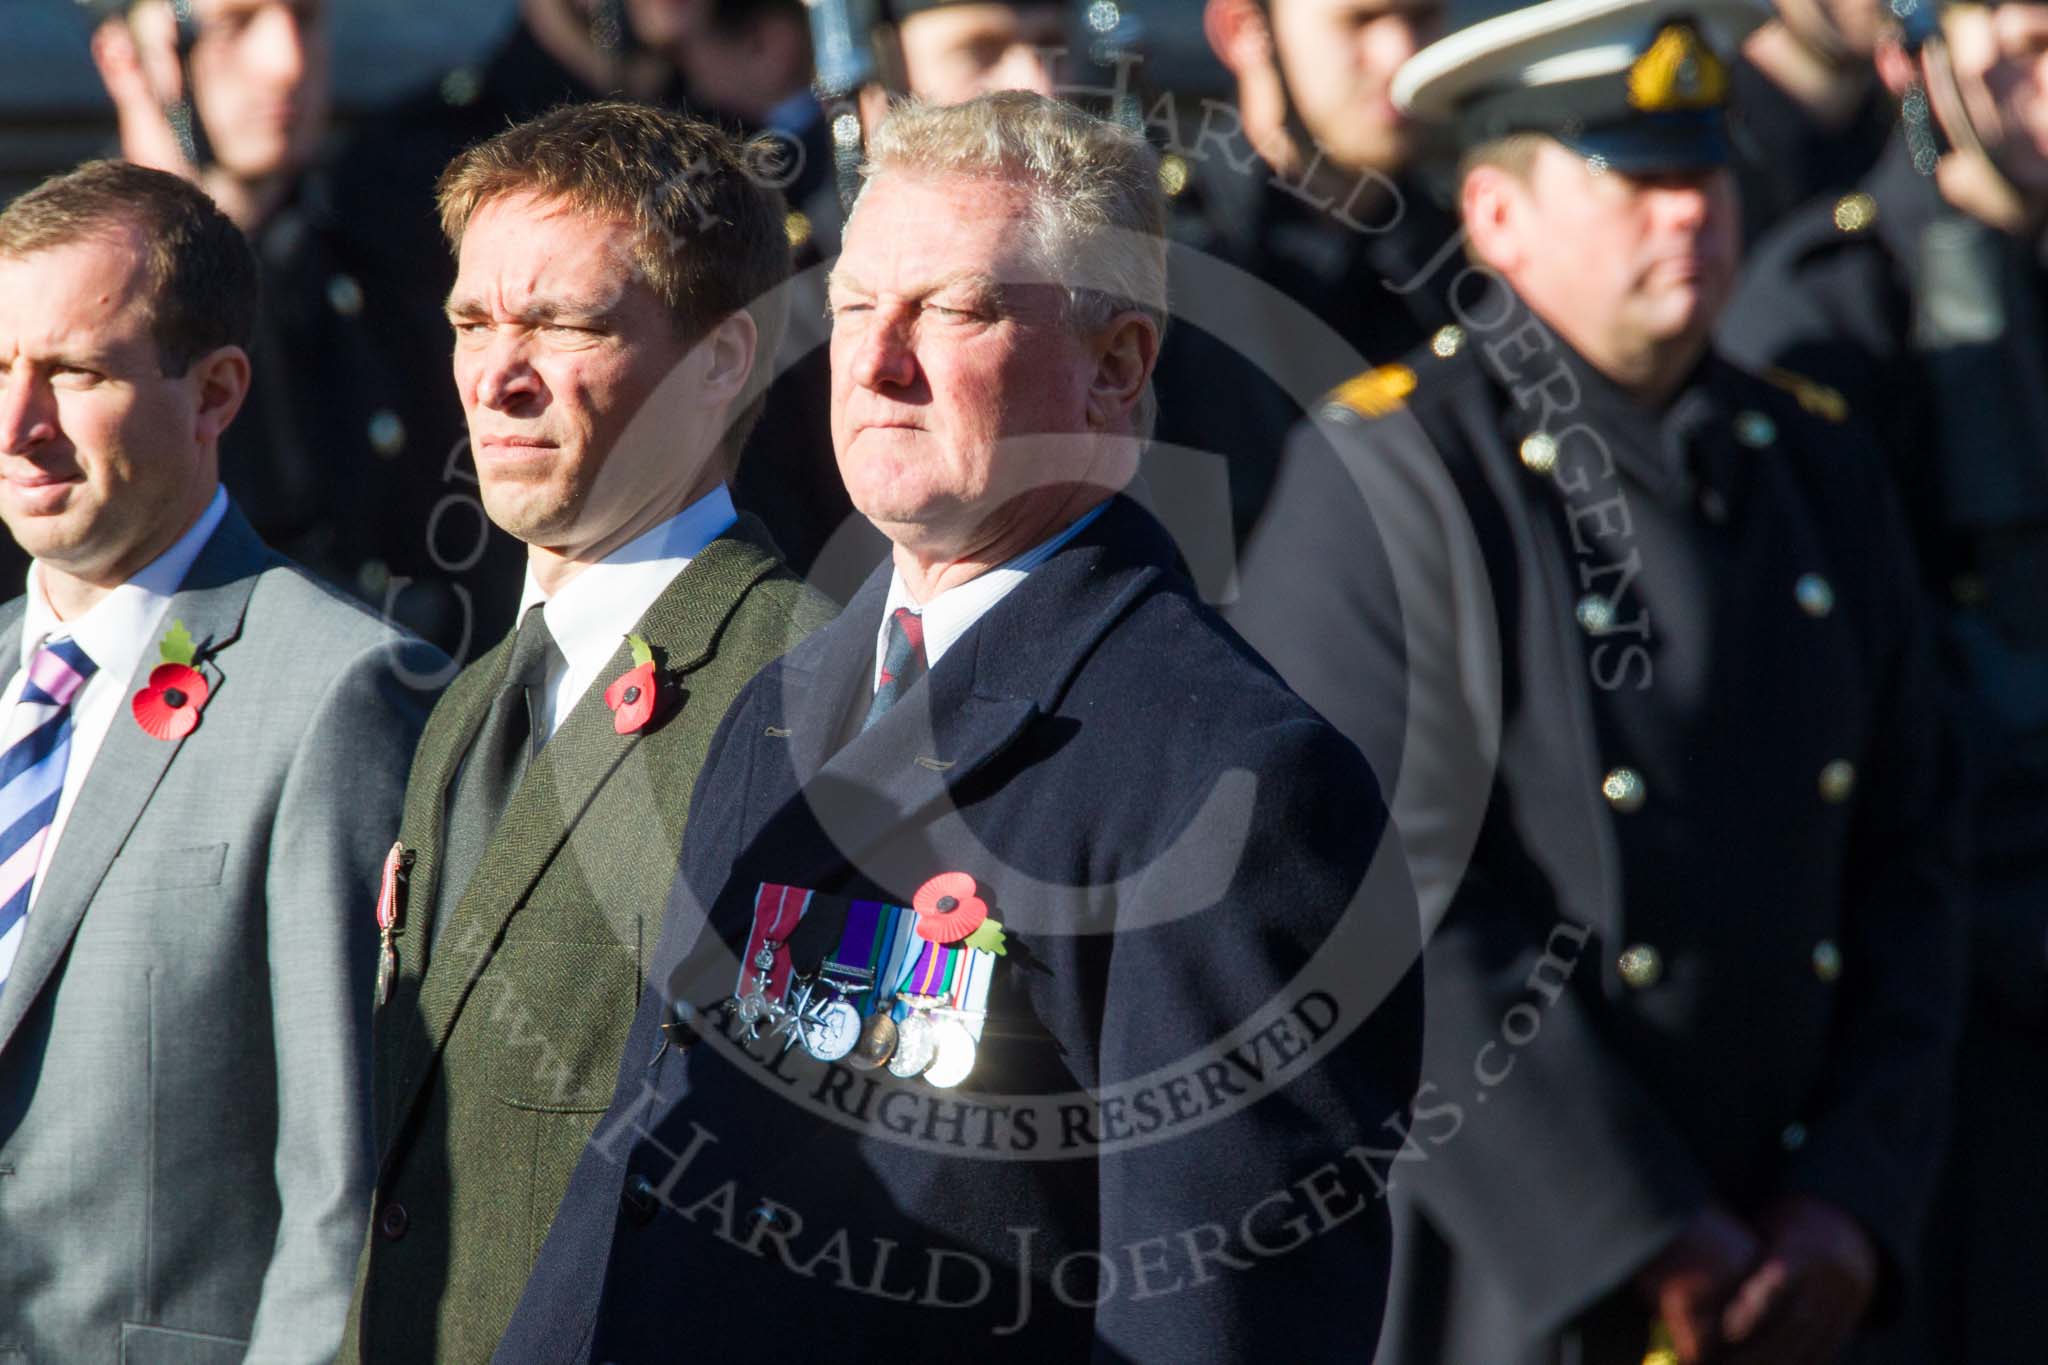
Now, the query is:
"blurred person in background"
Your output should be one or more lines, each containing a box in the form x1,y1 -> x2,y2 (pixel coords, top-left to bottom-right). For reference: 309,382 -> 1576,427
87,0 -> 508,664
1229,0 -> 1967,1358
1723,0 -> 2048,1355
1149,0 -> 1460,563
1731,0 -> 1897,242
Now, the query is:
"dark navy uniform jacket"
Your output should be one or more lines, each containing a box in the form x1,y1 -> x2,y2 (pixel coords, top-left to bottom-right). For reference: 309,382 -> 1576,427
1723,132 -> 2048,1362
1228,299 -> 1964,1362
495,495 -> 1425,1363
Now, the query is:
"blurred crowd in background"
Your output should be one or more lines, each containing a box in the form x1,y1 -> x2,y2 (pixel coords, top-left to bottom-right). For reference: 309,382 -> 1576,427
2,0 -> 2044,1360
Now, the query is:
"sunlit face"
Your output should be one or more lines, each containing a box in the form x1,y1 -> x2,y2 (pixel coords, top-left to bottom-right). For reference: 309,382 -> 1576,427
0,231 -> 223,584
828,172 -> 1109,554
897,3 -> 1068,103
447,194 -> 704,557
1479,141 -> 1740,371
1774,0 -> 1889,62
623,0 -> 705,48
1942,3 -> 2048,193
139,0 -> 331,181
1269,0 -> 1444,174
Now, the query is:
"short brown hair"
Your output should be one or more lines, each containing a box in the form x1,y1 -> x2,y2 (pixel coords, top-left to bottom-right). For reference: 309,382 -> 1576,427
437,102 -> 793,463
0,159 -> 258,377
1458,132 -> 1551,186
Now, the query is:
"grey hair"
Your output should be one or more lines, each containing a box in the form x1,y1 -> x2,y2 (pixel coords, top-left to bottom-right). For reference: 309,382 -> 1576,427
853,91 -> 1169,433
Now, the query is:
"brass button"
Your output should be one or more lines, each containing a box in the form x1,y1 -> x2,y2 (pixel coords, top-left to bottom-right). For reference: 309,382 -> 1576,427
784,210 -> 813,249
1734,411 -> 1777,448
1795,573 -> 1835,618
1431,324 -> 1465,358
1833,192 -> 1877,233
1781,1121 -> 1808,1151
1617,943 -> 1664,989
1520,433 -> 1559,475
368,410 -> 406,458
326,273 -> 364,317
1158,153 -> 1190,196
1602,766 -> 1646,813
1811,939 -> 1842,982
1818,760 -> 1856,804
1576,593 -> 1615,633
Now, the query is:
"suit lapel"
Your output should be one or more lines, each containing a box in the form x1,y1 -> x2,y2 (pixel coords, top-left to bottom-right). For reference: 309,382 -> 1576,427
0,510 -> 268,1060
746,496 -> 1169,897
385,519 -> 789,1137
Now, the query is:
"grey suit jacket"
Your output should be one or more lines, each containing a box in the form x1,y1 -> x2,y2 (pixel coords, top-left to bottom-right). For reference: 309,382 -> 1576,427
0,506 -> 444,1365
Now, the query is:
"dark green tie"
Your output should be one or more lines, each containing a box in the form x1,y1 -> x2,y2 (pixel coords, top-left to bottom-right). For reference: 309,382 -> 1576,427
433,604 -> 561,945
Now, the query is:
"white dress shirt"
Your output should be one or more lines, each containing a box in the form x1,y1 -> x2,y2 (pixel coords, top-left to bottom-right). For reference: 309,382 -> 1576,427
516,484 -> 738,739
0,486 -> 228,977
872,500 -> 1108,690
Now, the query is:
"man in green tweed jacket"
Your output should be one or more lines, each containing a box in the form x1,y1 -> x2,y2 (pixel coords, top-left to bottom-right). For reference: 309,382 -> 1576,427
341,103 -> 835,1364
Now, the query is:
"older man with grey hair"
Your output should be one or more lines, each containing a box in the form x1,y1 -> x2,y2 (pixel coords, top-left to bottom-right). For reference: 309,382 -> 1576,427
496,90 -> 1424,1363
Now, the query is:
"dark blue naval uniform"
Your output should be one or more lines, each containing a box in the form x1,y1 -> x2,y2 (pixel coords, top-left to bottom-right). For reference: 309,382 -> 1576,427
1228,292 -> 1965,1363
1723,130 -> 2048,1363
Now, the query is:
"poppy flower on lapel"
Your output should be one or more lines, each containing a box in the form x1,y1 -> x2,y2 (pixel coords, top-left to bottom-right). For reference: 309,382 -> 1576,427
913,871 -> 1007,954
603,634 -> 664,735
132,620 -> 209,741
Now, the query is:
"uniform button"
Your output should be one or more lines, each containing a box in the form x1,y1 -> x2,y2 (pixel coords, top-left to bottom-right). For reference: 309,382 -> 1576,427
1818,760 -> 1856,804
1602,766 -> 1646,813
1617,944 -> 1664,989
1950,573 -> 1988,607
1780,1121 -> 1808,1151
1157,152 -> 1190,196
440,66 -> 482,107
621,1174 -> 658,1226
1430,324 -> 1465,358
326,273 -> 364,317
1698,487 -> 1729,524
1519,433 -> 1558,475
1795,573 -> 1835,618
368,410 -> 406,458
1811,939 -> 1843,982
1575,594 -> 1614,633
1833,191 -> 1877,233
1733,411 -> 1777,448
783,210 -> 812,249
377,1200 -> 408,1241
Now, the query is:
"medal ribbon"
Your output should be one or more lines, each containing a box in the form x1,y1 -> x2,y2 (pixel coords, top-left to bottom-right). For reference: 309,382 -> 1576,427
826,899 -> 890,1012
739,883 -> 810,1002
375,841 -> 405,933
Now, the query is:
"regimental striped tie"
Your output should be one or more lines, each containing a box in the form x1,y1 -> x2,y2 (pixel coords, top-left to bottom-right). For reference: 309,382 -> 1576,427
0,639 -> 97,996
864,607 -> 928,731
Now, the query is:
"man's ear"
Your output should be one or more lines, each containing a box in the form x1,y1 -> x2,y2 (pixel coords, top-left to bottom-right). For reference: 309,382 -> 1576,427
1874,34 -> 1919,98
190,345 -> 250,446
1086,311 -> 1160,433
1204,0 -> 1274,76
1460,164 -> 1523,276
694,309 -> 760,411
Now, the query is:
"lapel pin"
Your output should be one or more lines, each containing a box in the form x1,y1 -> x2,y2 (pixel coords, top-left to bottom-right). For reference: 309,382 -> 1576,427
131,618 -> 211,741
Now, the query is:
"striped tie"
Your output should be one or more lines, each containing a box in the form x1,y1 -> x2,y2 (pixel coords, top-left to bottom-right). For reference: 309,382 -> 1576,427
0,639 -> 97,995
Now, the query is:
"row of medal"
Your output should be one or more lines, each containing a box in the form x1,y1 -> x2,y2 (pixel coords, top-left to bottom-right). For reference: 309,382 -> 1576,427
727,883 -> 996,1089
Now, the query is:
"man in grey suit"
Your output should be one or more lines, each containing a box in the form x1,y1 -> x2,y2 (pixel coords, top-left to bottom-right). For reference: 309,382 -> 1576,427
0,160 -> 441,1363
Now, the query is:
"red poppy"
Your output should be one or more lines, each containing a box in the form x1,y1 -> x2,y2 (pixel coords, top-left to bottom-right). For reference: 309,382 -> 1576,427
604,660 -> 660,735
132,662 -> 210,741
913,871 -> 988,944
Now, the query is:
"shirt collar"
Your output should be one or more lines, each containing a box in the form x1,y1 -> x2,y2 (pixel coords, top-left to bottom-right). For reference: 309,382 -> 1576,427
19,485 -> 229,681
517,483 -> 737,672
879,500 -> 1108,674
